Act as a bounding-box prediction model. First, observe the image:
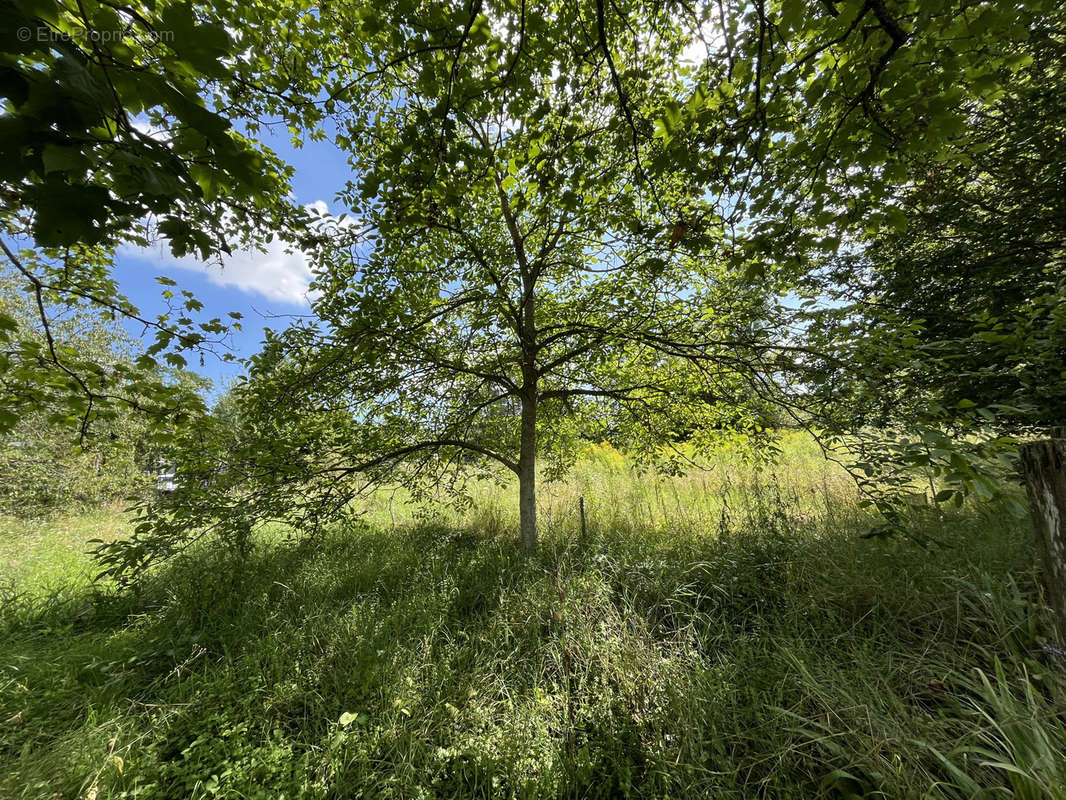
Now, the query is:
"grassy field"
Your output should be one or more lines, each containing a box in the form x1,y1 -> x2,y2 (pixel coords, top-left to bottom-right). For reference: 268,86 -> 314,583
2,435 -> 1065,799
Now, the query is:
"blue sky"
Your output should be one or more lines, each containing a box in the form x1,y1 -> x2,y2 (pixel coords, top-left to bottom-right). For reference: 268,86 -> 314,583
115,127 -> 353,394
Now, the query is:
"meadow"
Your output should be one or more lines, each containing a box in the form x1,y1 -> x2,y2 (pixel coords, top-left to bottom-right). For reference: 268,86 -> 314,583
2,435 -> 1065,799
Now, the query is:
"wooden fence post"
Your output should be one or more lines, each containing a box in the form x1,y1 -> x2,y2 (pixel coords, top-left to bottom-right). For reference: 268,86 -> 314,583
1020,437 -> 1066,643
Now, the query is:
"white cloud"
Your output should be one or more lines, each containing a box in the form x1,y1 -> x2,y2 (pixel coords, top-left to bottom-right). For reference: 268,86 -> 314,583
122,202 -> 344,306
125,236 -> 314,306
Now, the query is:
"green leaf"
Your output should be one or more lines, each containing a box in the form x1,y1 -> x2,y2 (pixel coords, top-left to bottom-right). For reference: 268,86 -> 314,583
42,145 -> 91,174
0,408 -> 19,433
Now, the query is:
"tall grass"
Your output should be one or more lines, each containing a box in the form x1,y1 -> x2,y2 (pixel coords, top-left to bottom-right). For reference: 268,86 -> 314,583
1,435 -> 1063,799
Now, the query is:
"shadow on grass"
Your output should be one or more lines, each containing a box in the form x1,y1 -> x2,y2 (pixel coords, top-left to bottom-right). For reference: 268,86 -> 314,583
1,506 -> 1063,799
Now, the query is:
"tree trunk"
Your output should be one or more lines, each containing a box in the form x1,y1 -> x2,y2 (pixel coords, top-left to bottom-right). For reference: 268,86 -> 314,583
1020,438 -> 1066,644
518,393 -> 537,552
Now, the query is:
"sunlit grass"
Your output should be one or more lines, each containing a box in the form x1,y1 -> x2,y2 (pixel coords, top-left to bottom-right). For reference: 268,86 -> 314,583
1,435 -> 1063,799
360,432 -> 861,538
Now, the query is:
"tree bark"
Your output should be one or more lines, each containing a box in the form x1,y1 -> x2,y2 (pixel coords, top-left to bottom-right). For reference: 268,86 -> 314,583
518,392 -> 537,552
1020,438 -> 1066,644
497,165 -> 538,551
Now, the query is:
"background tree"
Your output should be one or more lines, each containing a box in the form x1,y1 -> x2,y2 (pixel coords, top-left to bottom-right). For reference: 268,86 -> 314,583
0,268 -> 211,515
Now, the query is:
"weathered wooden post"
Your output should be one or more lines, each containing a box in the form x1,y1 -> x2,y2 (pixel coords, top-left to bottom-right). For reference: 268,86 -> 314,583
1020,436 -> 1066,643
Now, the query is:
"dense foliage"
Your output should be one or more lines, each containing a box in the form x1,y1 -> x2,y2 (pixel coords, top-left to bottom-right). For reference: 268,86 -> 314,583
1,0 -> 291,253
810,9 -> 1066,428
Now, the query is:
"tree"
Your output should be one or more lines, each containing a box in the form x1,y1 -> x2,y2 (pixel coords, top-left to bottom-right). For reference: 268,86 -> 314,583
769,6 -> 1066,517
631,0 -> 1061,520
809,8 -> 1066,429
102,0 -> 802,571
1,0 -> 296,444
98,0 -> 1063,573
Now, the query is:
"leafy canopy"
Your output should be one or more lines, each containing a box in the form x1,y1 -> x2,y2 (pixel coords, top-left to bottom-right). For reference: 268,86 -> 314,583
1,0 -> 300,445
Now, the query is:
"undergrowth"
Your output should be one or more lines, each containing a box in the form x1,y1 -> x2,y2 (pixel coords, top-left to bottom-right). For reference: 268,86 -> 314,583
1,438 -> 1064,798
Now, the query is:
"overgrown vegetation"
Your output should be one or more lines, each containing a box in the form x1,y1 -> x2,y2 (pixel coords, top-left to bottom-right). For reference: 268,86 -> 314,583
2,1 -> 1064,797
3,438 -> 1064,799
